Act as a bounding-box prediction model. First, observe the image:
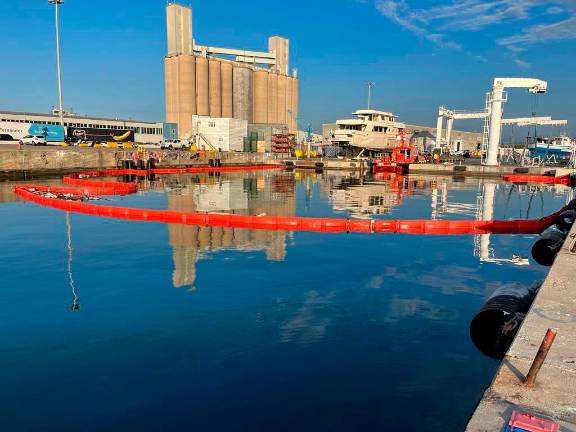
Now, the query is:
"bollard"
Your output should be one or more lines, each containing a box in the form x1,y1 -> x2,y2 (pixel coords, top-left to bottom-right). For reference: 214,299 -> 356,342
524,328 -> 557,387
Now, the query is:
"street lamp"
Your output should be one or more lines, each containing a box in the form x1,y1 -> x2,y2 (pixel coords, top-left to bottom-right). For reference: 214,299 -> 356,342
49,0 -> 65,128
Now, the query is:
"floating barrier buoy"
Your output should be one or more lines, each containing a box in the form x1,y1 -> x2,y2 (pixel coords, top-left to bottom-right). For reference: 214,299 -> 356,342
12,165 -> 571,236
531,227 -> 567,267
503,174 -> 574,186
555,209 -> 576,233
470,282 -> 541,359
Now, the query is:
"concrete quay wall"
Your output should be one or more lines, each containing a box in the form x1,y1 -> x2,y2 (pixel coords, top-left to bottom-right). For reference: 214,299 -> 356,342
466,224 -> 576,430
285,158 -> 366,171
2,149 -> 574,179
0,148 -> 285,179
409,163 -> 565,177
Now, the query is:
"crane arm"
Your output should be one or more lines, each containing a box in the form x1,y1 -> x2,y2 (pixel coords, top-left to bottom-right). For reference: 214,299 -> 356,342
502,116 -> 551,125
452,112 -> 487,120
514,119 -> 568,127
493,78 -> 547,93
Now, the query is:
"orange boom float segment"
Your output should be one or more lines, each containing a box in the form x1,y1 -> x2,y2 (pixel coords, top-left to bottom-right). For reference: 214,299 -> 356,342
503,174 -> 575,186
13,165 -> 570,235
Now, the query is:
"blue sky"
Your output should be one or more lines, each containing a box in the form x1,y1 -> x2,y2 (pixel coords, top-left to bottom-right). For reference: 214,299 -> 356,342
1,0 -> 575,136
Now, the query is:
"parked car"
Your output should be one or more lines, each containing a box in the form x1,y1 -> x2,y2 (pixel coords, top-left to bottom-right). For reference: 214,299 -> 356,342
161,139 -> 189,150
20,135 -> 47,146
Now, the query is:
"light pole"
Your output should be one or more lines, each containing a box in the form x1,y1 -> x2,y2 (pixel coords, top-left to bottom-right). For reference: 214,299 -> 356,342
49,0 -> 65,128
367,82 -> 375,109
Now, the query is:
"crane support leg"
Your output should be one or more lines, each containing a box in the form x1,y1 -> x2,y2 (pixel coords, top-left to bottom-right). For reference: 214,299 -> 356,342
446,117 -> 454,150
436,111 -> 444,148
486,86 -> 504,166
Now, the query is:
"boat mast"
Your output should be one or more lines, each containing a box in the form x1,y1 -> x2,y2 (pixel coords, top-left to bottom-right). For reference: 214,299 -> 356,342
367,82 -> 375,109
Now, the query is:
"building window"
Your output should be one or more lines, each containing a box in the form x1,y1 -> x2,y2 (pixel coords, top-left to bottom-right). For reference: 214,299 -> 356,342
208,122 -> 216,127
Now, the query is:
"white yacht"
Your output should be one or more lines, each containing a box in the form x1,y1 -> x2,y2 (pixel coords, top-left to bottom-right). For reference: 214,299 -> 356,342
330,109 -> 405,156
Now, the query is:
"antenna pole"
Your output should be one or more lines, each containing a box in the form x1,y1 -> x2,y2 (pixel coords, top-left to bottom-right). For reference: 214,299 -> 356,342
367,82 -> 375,109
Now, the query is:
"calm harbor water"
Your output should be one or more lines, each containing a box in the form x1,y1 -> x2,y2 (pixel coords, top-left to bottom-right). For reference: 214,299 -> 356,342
0,170 -> 571,431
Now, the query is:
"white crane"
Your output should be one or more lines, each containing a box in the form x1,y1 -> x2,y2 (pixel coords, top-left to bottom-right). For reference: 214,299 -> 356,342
436,78 -> 551,162
486,78 -> 547,166
436,107 -> 487,149
436,108 -> 565,153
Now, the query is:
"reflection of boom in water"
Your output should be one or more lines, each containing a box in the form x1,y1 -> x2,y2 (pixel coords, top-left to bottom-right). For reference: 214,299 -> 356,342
66,212 -> 81,311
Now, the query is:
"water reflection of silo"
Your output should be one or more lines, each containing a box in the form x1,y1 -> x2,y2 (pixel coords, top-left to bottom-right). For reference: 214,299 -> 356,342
167,172 -> 296,288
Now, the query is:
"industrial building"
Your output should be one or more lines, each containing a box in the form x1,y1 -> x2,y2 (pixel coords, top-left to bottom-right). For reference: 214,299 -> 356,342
404,124 -> 483,153
192,115 -> 247,151
0,110 -> 167,144
164,3 -> 299,140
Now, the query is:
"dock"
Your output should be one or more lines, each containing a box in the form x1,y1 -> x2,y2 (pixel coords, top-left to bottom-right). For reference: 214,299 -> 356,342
0,148 -> 285,179
466,224 -> 576,430
408,163 -> 576,178
283,158 -> 576,178
284,158 -> 366,171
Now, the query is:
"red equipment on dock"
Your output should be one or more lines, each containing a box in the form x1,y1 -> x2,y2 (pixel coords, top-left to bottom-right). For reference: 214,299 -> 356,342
506,410 -> 559,432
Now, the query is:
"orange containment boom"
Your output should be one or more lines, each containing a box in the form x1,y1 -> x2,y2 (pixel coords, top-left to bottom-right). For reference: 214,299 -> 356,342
13,165 -> 570,235
503,174 -> 575,186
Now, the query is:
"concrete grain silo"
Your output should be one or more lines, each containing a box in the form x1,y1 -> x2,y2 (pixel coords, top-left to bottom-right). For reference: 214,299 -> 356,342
195,57 -> 210,116
253,70 -> 268,124
164,4 -> 299,137
286,77 -> 294,131
233,66 -> 253,123
277,74 -> 287,126
208,59 -> 222,118
179,55 -> 196,137
164,56 -> 178,126
267,73 -> 278,124
221,62 -> 233,118
292,77 -> 299,133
